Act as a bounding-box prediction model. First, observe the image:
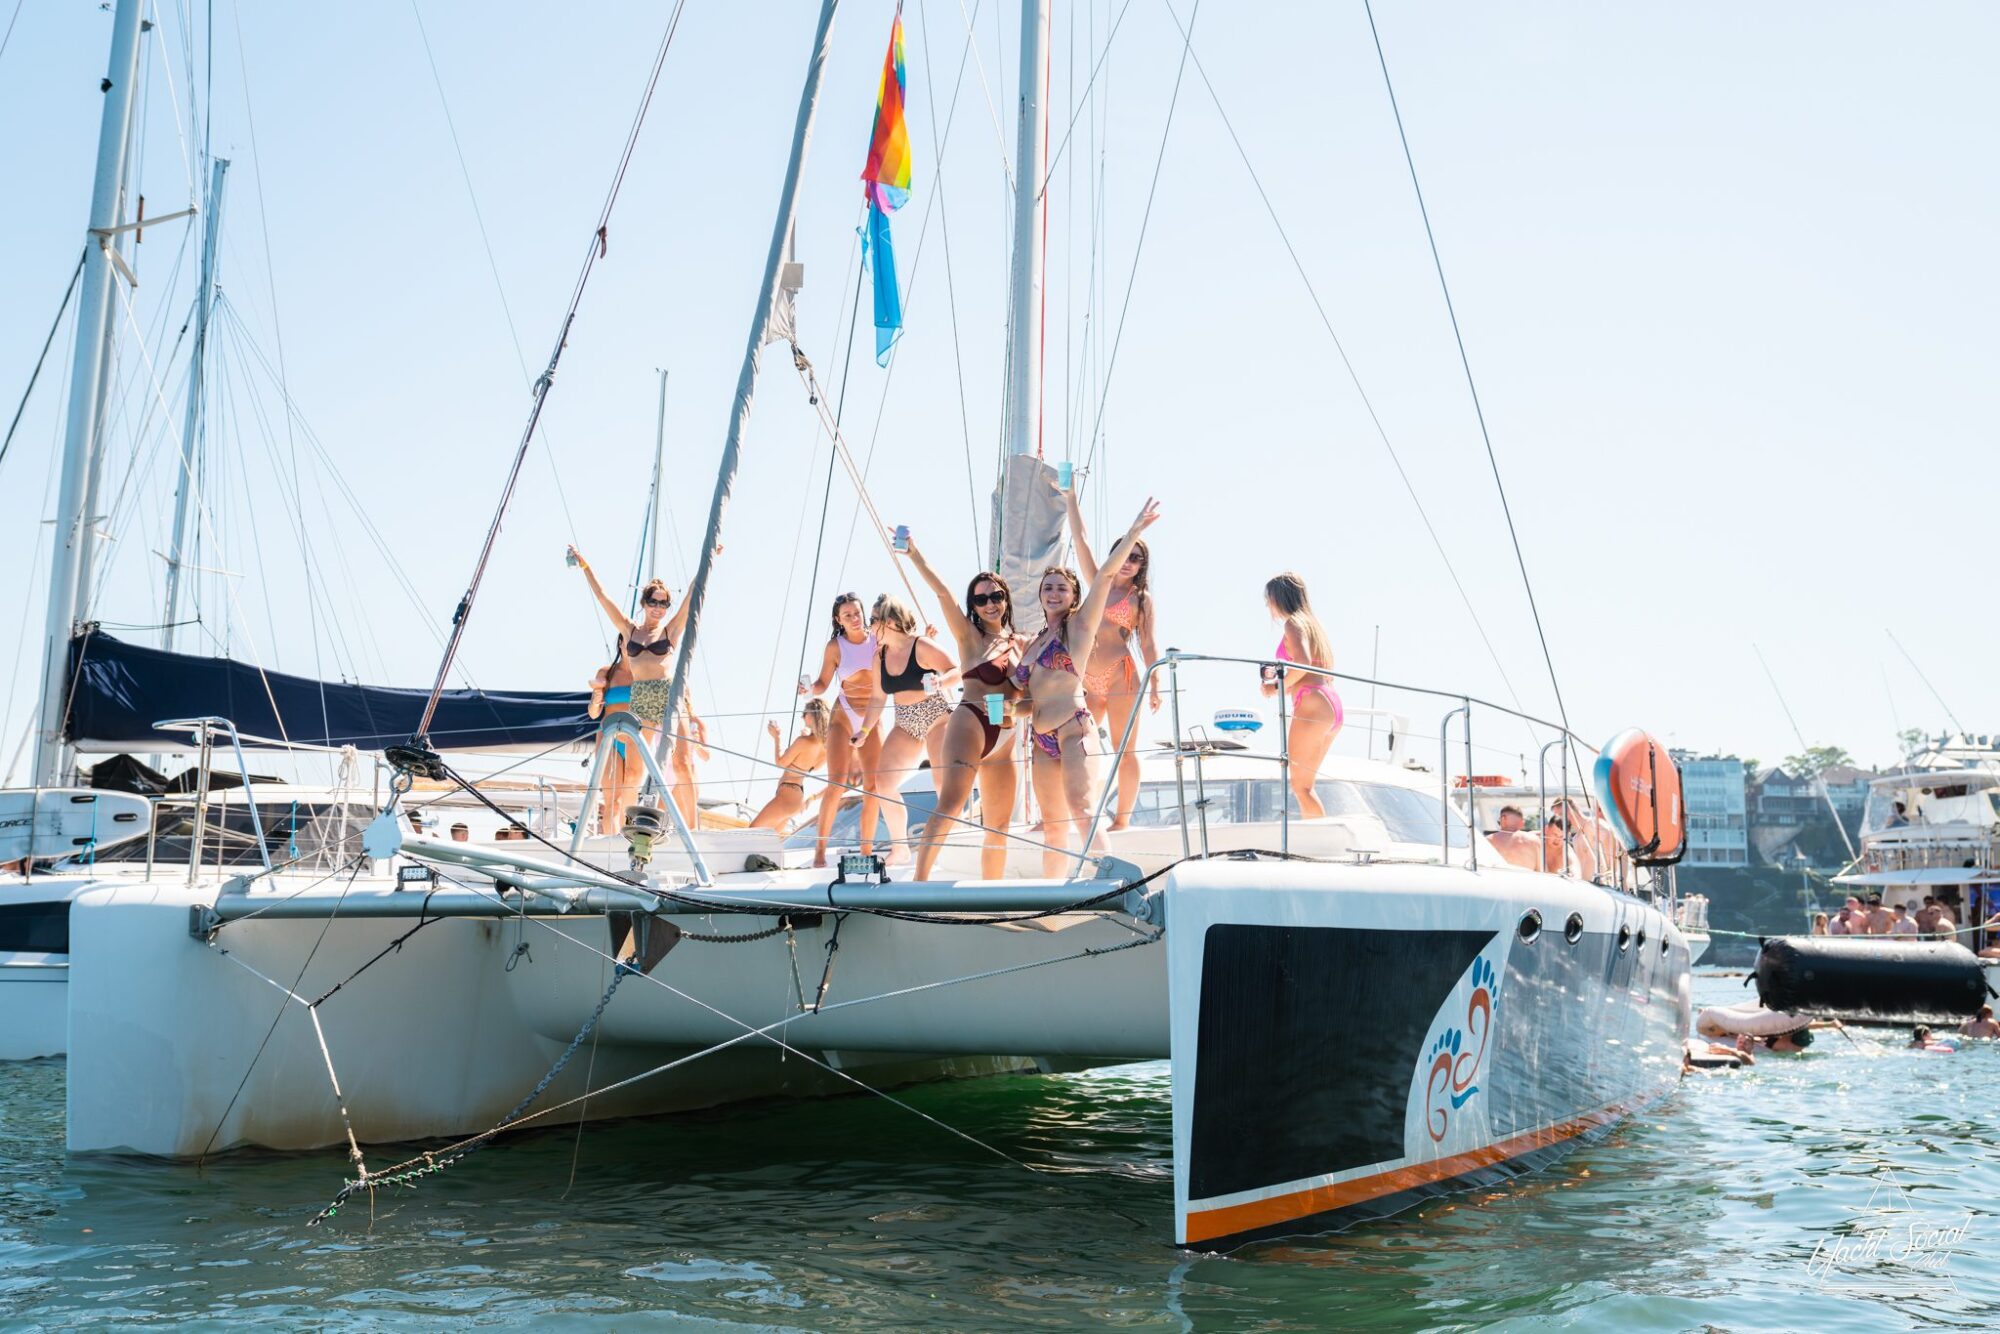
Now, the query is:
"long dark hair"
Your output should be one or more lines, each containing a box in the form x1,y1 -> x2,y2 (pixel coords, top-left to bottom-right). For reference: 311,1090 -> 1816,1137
829,591 -> 863,641
963,572 -> 1015,633
1123,538 -> 1151,598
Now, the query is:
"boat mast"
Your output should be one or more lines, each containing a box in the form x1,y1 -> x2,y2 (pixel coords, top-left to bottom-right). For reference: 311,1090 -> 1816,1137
1001,0 -> 1051,465
33,0 -> 149,787
647,367 -> 668,586
163,157 -> 231,655
655,0 -> 839,780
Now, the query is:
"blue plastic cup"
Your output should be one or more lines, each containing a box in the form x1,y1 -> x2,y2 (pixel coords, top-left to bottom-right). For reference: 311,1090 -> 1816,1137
892,524 -> 910,552
1057,460 -> 1074,490
985,695 -> 1006,726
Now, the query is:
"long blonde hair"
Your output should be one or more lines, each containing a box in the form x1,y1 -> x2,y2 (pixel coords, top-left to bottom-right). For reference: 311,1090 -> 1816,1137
1266,572 -> 1332,668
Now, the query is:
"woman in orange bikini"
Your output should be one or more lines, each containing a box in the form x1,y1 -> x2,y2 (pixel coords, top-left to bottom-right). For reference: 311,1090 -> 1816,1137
800,593 -> 883,868
1062,488 -> 1163,830
1263,572 -> 1341,819
1019,500 -> 1161,875
855,594 -> 959,862
751,699 -> 830,830
901,535 -> 1025,881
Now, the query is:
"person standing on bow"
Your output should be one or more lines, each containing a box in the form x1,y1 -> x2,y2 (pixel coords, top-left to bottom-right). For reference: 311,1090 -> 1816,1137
1018,500 -> 1162,876
800,592 -> 883,868
902,537 -> 1026,881
1263,572 -> 1342,819
1061,486 -> 1163,831
854,594 -> 959,863
570,547 -> 703,828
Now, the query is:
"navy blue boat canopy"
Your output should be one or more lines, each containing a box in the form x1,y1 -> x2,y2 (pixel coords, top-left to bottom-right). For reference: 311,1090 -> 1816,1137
66,631 -> 594,753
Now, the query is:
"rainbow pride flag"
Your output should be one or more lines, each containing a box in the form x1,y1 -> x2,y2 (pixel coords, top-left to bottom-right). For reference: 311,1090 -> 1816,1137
860,14 -> 911,365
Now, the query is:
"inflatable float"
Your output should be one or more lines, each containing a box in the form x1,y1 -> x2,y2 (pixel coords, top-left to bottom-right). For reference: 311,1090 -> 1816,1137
1683,1037 -> 1750,1070
1755,936 -> 1992,1023
1696,1002 -> 1810,1039
1592,730 -> 1685,865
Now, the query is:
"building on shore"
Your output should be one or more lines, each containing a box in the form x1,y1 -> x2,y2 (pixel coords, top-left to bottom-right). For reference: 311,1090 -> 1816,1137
1672,750 -> 1750,868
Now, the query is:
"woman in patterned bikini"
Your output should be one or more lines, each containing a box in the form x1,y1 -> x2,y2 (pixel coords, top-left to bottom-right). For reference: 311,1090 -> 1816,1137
854,594 -> 959,863
1062,487 -> 1163,830
799,592 -> 883,868
901,535 -> 1026,881
1018,499 -> 1161,876
571,546 -> 704,824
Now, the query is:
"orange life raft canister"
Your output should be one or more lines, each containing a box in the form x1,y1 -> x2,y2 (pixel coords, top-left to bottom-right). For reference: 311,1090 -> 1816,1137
1592,729 -> 1686,865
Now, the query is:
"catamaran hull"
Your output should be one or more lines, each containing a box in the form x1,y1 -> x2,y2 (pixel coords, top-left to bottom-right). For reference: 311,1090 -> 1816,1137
1167,861 -> 1689,1247
67,859 -> 1687,1250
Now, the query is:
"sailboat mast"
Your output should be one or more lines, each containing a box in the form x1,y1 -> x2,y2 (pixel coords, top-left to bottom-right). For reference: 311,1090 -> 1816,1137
1001,0 -> 1051,462
647,367 -> 668,582
163,157 -> 231,655
33,0 -> 149,786
656,0 -> 840,779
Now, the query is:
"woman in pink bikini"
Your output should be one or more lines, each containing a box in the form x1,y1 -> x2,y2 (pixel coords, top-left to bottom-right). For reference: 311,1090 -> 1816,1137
1019,499 -> 1162,875
1062,488 -> 1163,831
1263,572 -> 1342,819
799,592 -> 883,868
901,536 -> 1025,881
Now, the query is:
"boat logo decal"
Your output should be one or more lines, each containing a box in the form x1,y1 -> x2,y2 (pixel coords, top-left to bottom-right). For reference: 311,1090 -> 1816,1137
1424,955 -> 1499,1143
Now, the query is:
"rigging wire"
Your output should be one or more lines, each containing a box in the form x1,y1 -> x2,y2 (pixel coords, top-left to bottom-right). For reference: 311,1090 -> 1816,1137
915,0 -> 989,557
1359,0 -> 1566,735
406,0 -> 583,549
1074,0 -> 1200,481
1035,0 -> 1133,200
1885,629 -> 1963,736
1156,0 -> 1528,718
411,0 -> 695,745
1751,642 -> 1858,861
0,251 -> 85,475
0,0 -> 25,69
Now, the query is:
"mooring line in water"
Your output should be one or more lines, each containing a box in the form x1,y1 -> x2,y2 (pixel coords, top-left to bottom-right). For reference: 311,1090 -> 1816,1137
305,872 -> 1162,1223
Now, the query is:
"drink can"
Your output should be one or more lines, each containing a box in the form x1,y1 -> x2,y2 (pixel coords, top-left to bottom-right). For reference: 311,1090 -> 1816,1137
892,525 -> 910,552
565,547 -> 579,568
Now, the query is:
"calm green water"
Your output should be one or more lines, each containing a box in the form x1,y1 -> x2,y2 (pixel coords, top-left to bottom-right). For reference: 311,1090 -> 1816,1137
1,973 -> 1995,1330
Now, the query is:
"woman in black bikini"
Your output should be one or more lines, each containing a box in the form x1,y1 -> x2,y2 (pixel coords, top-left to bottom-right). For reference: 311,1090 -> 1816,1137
570,546 -> 704,825
902,535 -> 1024,881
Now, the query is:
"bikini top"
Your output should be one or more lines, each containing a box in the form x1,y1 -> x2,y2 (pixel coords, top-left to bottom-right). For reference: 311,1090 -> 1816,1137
879,641 -> 929,694
1014,629 -> 1078,686
963,641 -> 1019,689
1104,591 -> 1139,633
626,632 -> 674,658
835,630 -> 879,682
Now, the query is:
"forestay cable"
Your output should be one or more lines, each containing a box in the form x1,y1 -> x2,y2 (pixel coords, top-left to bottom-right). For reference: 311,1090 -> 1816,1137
408,0 -> 694,752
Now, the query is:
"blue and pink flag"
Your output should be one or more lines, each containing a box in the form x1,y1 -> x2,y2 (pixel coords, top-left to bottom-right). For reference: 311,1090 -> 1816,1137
860,14 -> 911,365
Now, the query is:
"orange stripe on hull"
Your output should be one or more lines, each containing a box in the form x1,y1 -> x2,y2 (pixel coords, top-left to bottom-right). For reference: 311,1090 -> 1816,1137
1183,1084 -> 1672,1245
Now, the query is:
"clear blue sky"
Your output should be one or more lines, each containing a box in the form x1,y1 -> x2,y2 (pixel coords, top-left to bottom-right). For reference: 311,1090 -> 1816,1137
3,1 -> 1996,790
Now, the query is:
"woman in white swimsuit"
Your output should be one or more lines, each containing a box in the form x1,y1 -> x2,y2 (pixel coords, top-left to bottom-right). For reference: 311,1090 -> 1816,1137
800,592 -> 882,868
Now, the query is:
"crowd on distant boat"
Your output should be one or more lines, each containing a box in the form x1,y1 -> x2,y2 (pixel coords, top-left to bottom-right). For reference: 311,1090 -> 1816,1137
561,488 -> 1350,879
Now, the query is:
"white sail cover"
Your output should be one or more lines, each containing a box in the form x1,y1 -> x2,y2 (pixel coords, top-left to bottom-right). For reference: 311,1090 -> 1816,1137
991,453 -> 1066,634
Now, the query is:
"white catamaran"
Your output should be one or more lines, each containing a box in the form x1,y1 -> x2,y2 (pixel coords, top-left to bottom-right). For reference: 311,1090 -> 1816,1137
10,0 -> 1693,1248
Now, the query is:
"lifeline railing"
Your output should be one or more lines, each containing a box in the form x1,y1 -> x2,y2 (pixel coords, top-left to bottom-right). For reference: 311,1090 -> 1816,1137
1074,649 -> 1638,892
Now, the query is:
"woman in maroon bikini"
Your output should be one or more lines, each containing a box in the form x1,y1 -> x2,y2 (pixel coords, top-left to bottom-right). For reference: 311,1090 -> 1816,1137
902,534 -> 1025,881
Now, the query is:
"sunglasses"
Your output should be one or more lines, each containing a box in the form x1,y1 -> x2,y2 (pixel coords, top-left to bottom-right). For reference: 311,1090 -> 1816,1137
643,598 -> 670,608
970,591 -> 1008,607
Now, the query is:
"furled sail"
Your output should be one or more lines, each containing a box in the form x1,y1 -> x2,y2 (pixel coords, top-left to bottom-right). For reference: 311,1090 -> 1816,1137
64,631 -> 592,753
991,453 -> 1066,634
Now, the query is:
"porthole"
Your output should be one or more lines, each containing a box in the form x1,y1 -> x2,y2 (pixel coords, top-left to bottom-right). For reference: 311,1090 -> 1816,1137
1635,929 -> 1647,951
1617,925 -> 1632,953
1517,909 -> 1543,944
1659,934 -> 1670,956
1564,913 -> 1585,945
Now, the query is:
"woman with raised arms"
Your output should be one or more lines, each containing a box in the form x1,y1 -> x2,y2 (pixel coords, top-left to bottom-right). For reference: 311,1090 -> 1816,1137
1061,487 -> 1163,830
1263,572 -> 1341,819
1018,499 -> 1162,875
854,594 -> 959,862
750,699 -> 830,831
900,537 -> 1025,881
799,592 -> 882,868
571,546 -> 704,825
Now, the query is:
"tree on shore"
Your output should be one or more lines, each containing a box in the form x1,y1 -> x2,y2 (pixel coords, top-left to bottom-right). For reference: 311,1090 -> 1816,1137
1782,745 -> 1853,781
